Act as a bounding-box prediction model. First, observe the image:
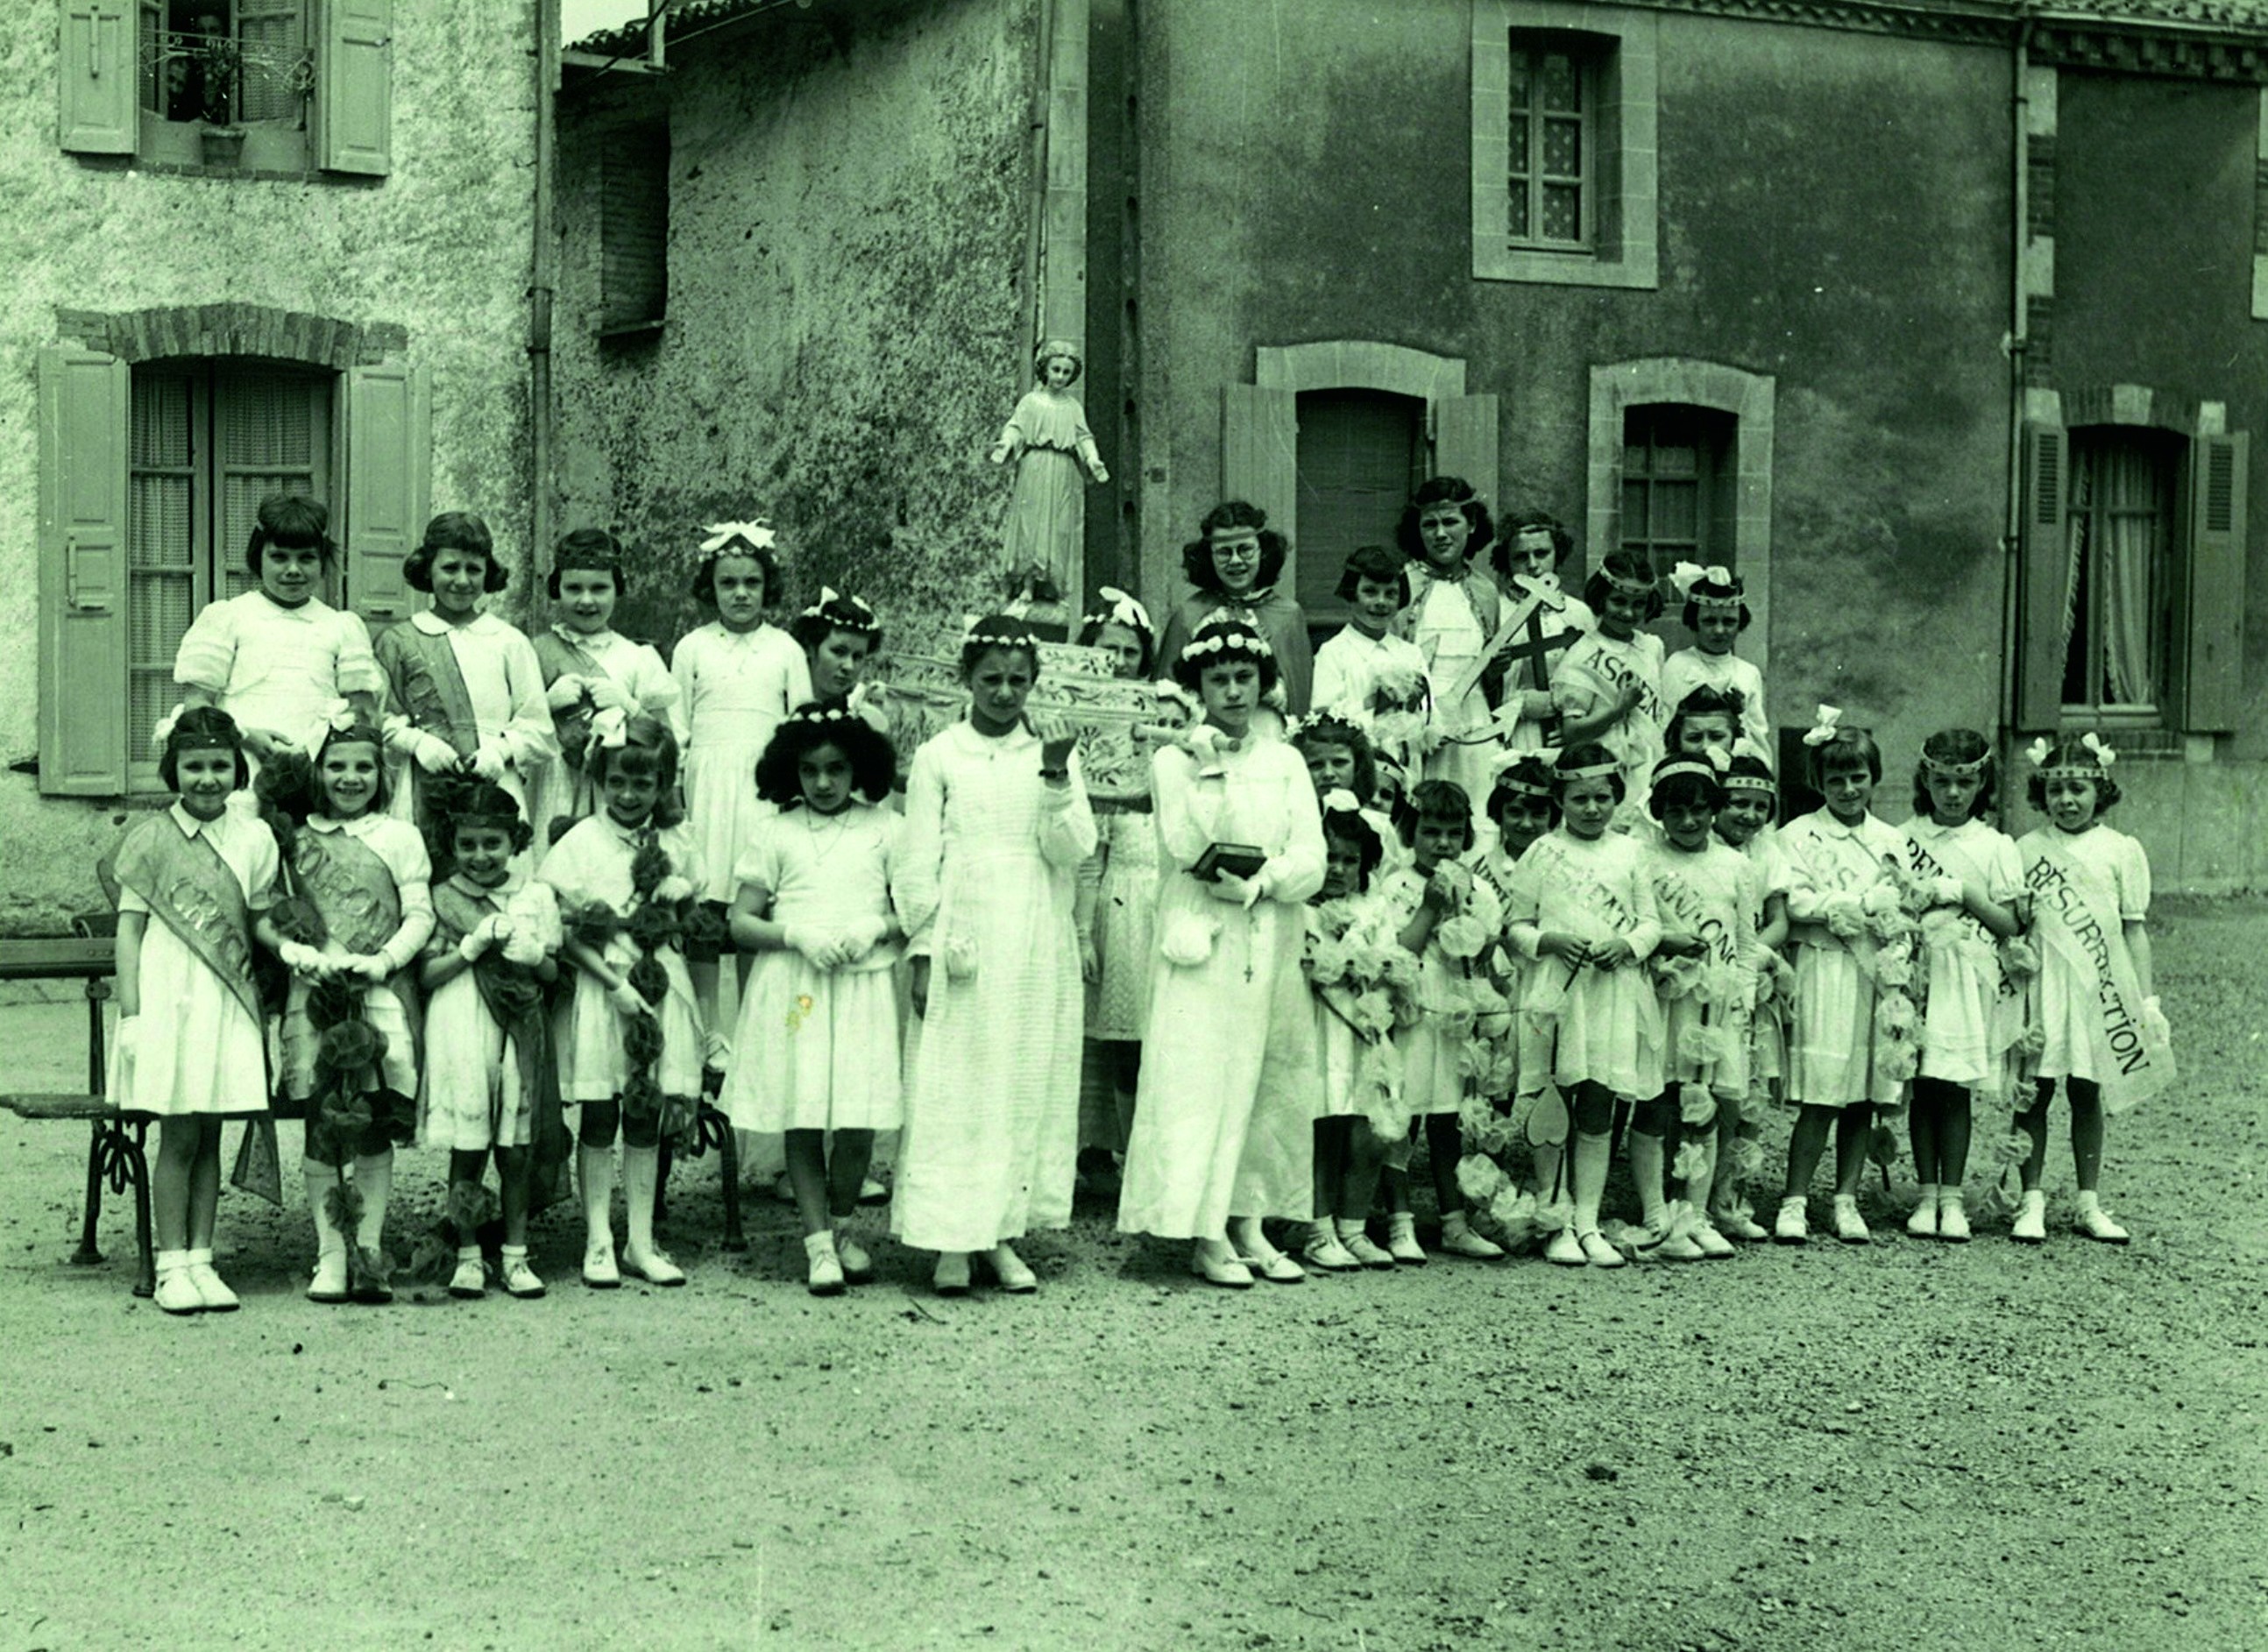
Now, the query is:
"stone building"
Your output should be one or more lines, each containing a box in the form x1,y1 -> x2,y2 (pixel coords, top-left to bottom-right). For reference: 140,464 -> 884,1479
556,0 -> 2268,889
6,0 -> 540,925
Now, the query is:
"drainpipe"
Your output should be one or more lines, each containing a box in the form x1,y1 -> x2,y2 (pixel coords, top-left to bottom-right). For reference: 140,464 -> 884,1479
532,0 -> 559,585
1999,3 -> 2032,747
1017,0 -> 1059,389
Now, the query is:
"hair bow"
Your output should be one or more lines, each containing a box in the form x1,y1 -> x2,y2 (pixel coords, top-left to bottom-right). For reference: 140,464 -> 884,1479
323,700 -> 358,734
700,520 -> 776,554
589,707 -> 629,753
1087,585 -> 1153,634
150,703 -> 187,754
1322,787 -> 1362,816
2024,736 -> 2052,768
1669,562 -> 1707,599
2079,731 -> 2116,769
800,585 -> 841,615
1491,745 -> 1549,777
1801,705 -> 1845,747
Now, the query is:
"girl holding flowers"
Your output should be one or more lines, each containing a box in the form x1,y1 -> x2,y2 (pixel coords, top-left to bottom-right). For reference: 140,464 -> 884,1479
1709,751 -> 1790,1239
1503,743 -> 1664,1269
725,705 -> 904,1295
1773,709 -> 1914,1246
266,714 -> 434,1304
111,707 -> 280,1315
418,782 -> 566,1301
1119,621 -> 1325,1288
541,713 -> 707,1290
532,528 -> 686,834
1899,729 -> 2028,1244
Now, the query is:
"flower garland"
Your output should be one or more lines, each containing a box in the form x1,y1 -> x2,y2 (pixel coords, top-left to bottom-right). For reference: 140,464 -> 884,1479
1302,895 -> 1421,1143
560,832 -> 710,1150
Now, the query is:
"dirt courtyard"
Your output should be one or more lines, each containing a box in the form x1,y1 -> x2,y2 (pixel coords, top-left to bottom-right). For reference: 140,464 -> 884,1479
2,899 -> 2264,1651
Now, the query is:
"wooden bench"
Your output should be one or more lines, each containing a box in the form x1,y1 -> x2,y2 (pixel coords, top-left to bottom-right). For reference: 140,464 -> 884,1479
0,932 -> 156,1298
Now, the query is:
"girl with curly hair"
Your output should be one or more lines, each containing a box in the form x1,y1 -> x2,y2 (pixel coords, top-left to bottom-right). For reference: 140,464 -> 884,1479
1154,501 -> 1315,716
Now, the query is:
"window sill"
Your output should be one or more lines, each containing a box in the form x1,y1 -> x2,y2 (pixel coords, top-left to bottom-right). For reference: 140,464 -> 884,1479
1474,239 -> 1659,289
596,318 -> 667,342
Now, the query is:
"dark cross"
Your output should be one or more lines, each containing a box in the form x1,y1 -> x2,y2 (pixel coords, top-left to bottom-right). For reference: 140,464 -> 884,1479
1496,605 -> 1583,692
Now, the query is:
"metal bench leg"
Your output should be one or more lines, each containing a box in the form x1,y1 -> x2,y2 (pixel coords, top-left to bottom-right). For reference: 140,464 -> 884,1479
72,1119 -> 107,1267
124,1120 -> 154,1298
719,1117 -> 746,1252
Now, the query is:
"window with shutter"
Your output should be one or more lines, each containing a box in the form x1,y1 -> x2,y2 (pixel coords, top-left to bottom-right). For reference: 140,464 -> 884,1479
2059,428 -> 2180,722
600,123 -> 671,334
2182,432 -> 2250,732
344,360 -> 429,627
1293,390 -> 1424,630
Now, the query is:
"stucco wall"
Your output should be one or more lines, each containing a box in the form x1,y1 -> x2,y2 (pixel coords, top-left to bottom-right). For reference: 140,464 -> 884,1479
551,0 -> 1036,653
0,4 -> 538,931
1138,0 -> 2014,799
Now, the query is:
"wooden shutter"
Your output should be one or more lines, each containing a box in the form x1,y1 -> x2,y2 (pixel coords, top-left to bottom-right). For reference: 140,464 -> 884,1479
1433,394 -> 1501,509
2182,431 -> 2249,732
2015,422 -> 2070,731
38,346 -> 131,796
59,1 -> 137,155
343,361 -> 429,627
237,0 -> 307,124
1221,381 -> 1297,540
317,0 -> 391,175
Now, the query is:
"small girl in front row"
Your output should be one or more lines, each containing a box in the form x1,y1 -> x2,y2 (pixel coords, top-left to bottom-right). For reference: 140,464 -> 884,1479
542,715 -> 707,1290
112,708 -> 281,1315
271,718 -> 434,1304
1469,754 -> 1558,1209
2011,737 -> 2172,1244
1504,744 -> 1663,1269
420,783 -> 564,1301
1377,780 -> 1506,1262
1899,730 -> 2025,1244
1710,751 -> 1789,1238
1774,710 -> 1907,1245
726,705 -> 904,1294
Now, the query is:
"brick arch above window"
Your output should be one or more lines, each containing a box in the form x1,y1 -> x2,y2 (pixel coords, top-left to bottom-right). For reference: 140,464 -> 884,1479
53,303 -> 408,371
2058,382 -> 2199,436
1585,357 -> 1775,676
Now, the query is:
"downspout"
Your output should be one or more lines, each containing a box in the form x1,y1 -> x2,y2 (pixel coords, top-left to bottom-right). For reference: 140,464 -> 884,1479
1018,0 -> 1060,389
1999,3 -> 2032,747
532,0 -> 560,585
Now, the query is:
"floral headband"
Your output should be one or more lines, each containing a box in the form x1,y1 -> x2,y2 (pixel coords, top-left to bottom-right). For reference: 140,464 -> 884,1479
799,585 -> 881,633
1669,561 -> 1743,607
1490,746 -> 1555,798
700,520 -> 776,555
1081,585 -> 1154,636
150,703 -> 239,755
1180,629 -> 1274,663
963,621 -> 1036,652
1722,768 -> 1777,797
786,705 -> 861,728
2028,733 -> 2115,778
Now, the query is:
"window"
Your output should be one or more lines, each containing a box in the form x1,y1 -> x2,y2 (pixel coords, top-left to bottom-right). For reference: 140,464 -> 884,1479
1471,3 -> 1656,289
1506,38 -> 1595,251
124,362 -> 332,786
2059,429 -> 2178,717
60,0 -> 392,176
599,123 -> 671,335
1293,389 -> 1424,634
1619,404 -> 1735,585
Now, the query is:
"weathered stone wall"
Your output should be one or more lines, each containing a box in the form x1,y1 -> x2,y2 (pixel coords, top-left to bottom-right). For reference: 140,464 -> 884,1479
551,0 -> 1037,655
0,4 -> 538,930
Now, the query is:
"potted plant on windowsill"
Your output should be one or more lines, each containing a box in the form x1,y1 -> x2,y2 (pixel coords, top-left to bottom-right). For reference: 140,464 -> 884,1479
188,31 -> 245,165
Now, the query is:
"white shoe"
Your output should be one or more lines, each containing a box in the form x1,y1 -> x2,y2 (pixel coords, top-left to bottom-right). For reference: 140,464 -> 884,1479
621,1244 -> 686,1287
1773,1199 -> 1809,1245
1439,1218 -> 1506,1260
448,1256 -> 487,1300
770,1173 -> 797,1206
1301,1229 -> 1360,1272
1386,1219 -> 1428,1266
583,1241 -> 622,1288
1190,1244 -> 1254,1289
500,1253 -> 546,1298
2011,1191 -> 2046,1244
154,1252 -> 203,1315
1692,1223 -> 1735,1259
858,1176 -> 891,1207
804,1231 -> 846,1296
1712,1205 -> 1770,1243
1339,1227 -> 1396,1270
982,1243 -> 1038,1293
1906,1198 -> 1940,1238
1544,1228 -> 1588,1267
1832,1196 -> 1871,1245
184,1250 -> 238,1311
833,1230 -> 875,1283
1937,1199 -> 1972,1244
2074,1205 -> 2130,1245
1577,1228 -> 1625,1269
308,1250 -> 350,1303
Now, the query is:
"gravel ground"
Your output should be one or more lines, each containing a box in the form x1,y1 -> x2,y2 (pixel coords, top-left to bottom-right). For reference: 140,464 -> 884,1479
2,897 -> 2264,1652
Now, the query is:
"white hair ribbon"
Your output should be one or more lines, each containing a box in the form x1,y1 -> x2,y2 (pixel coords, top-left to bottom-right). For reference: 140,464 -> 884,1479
2025,736 -> 2053,769
149,703 -> 186,755
1322,787 -> 1362,815
1669,562 -> 1707,600
2080,731 -> 2116,769
700,520 -> 776,554
1800,705 -> 1845,748
589,707 -> 629,753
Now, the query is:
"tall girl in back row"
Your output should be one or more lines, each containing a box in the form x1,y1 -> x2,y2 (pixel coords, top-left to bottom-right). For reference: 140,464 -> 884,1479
892,618 -> 1095,1295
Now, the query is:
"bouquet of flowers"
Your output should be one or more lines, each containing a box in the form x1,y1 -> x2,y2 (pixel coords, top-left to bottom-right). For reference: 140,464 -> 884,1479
560,833 -> 702,1151
1306,896 -> 1422,1140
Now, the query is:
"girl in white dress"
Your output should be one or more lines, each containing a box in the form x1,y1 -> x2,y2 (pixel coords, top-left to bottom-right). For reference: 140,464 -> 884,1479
1119,621 -> 1326,1288
1488,511 -> 1597,753
1660,566 -> 1769,754
791,587 -> 889,729
111,708 -> 280,1315
1553,551 -> 1669,821
1471,754 -> 1560,1209
1709,751 -> 1790,1241
671,521 -> 813,1063
1504,743 -> 1664,1270
418,782 -> 564,1301
726,705 -> 904,1295
892,618 -> 1095,1295
1899,730 -> 2026,1244
531,528 -> 686,837
376,513 -> 556,833
269,719 -> 434,1305
1311,546 -> 1430,773
1775,712 -> 1910,1246
1072,590 -> 1161,1173
172,494 -> 384,787
542,715 -> 707,1291
2011,737 -> 2172,1244
1395,478 -> 1504,812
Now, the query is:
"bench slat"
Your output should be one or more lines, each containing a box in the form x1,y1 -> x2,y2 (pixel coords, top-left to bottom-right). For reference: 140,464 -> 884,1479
0,1094 -> 117,1121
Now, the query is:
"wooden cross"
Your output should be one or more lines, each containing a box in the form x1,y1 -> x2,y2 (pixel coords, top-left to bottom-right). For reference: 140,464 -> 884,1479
1442,573 -> 1570,712
1496,574 -> 1584,692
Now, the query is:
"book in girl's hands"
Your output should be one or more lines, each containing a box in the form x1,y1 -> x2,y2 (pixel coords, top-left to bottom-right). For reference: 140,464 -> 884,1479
1194,842 -> 1267,883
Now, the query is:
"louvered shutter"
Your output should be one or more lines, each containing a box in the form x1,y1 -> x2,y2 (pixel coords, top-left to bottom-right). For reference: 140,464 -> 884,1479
38,345 -> 131,795
1221,380 -> 1298,549
2015,422 -> 2070,731
2182,432 -> 2249,731
344,361 -> 429,627
317,0 -> 390,174
1433,394 -> 1501,516
59,1 -> 137,155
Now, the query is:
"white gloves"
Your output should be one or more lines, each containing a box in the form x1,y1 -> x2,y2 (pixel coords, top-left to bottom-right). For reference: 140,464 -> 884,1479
413,732 -> 462,773
1205,872 -> 1264,911
469,741 -> 508,783
546,675 -> 589,711
608,980 -> 648,1017
586,677 -> 634,713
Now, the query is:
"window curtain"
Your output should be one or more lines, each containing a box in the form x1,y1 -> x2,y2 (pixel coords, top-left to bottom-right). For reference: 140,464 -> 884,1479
2066,439 -> 2166,709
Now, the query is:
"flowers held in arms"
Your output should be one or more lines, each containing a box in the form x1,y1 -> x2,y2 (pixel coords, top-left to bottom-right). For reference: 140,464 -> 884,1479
1304,895 -> 1421,1144
561,833 -> 708,1151
1863,854 -> 1928,1093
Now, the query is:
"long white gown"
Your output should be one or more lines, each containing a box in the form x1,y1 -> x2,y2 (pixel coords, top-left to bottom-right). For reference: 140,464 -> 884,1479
891,721 -> 1096,1254
1117,734 -> 1326,1238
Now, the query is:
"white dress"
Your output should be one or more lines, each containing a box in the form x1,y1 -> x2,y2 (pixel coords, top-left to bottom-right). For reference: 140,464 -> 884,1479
671,622 -> 813,903
540,816 -> 707,1102
1903,817 -> 2024,1087
1505,829 -> 1664,1100
279,812 -> 434,1103
1080,810 -> 1161,1042
1781,809 -> 1908,1108
1311,625 -> 1431,771
891,722 -> 1096,1252
722,803 -> 904,1134
1118,736 -> 1325,1237
1375,865 -> 1506,1116
171,589 -> 384,782
1552,630 -> 1668,815
2020,824 -> 2151,1083
378,610 -> 556,823
1732,830 -> 1791,1088
417,875 -> 559,1152
1659,647 -> 1769,752
1647,837 -> 1758,1100
110,805 -> 279,1117
1407,575 -> 1499,809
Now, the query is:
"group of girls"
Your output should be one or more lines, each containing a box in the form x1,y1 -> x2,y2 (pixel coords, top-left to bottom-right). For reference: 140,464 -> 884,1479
110,481 -> 2170,1317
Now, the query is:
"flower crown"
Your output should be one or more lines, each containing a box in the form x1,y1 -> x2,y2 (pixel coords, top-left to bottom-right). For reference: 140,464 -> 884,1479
700,519 -> 776,555
1669,561 -> 1743,607
963,621 -> 1036,652
1081,585 -> 1154,636
2027,732 -> 2115,778
799,585 -> 881,633
1598,563 -> 1658,597
1179,628 -> 1274,663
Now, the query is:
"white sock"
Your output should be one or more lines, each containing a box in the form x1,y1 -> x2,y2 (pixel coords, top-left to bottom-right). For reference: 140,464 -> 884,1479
2075,1188 -> 2102,1216
352,1151 -> 393,1254
1915,1181 -> 1939,1212
1570,1131 -> 1611,1232
1629,1133 -> 1668,1227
